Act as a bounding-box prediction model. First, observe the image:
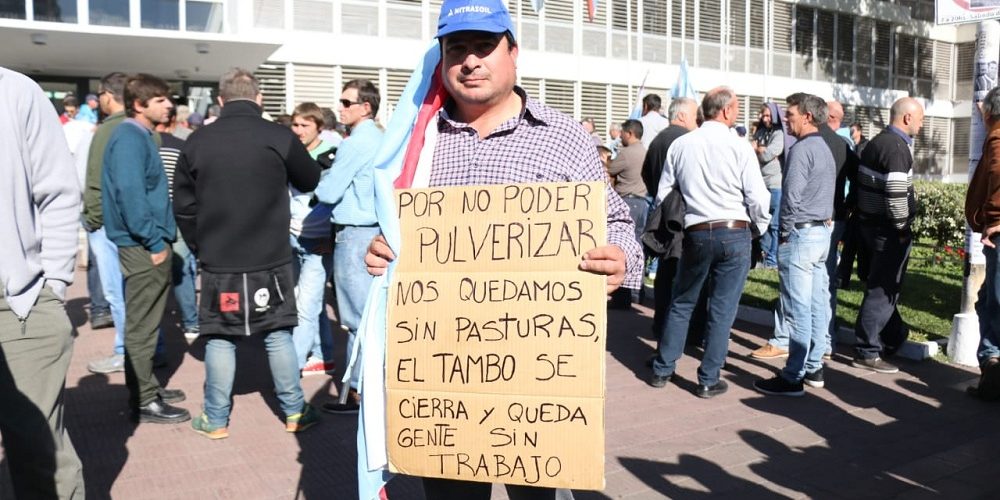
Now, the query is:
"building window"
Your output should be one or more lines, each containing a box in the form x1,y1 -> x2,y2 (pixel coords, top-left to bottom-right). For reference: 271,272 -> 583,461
643,0 -> 667,36
34,0 -> 78,22
293,0 -> 333,32
90,0 -> 130,26
253,0 -> 284,29
141,0 -> 179,29
342,3 -> 377,35
748,0 -> 764,49
612,0 -> 635,31
0,0 -> 24,19
187,0 -> 223,32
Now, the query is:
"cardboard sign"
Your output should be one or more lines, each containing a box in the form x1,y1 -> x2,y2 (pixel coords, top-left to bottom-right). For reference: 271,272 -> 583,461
386,182 -> 608,490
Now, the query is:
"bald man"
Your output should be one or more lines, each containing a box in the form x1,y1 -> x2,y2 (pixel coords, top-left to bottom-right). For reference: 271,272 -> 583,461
827,100 -> 855,148
851,97 -> 923,374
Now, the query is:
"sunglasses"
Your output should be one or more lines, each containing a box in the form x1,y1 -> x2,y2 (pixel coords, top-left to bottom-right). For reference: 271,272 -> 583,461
340,99 -> 363,108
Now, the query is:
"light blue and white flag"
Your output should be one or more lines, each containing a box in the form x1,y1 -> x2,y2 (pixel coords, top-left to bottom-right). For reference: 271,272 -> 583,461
671,58 -> 698,99
351,41 -> 444,500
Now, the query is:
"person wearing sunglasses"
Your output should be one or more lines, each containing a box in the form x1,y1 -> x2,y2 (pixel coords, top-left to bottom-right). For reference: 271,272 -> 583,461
315,79 -> 384,414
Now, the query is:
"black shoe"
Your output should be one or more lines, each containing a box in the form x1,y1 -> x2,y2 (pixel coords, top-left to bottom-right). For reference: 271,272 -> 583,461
153,352 -> 168,368
971,358 -> 1000,401
136,399 -> 191,424
851,356 -> 898,374
694,379 -> 728,399
803,368 -> 825,388
90,312 -> 114,329
321,401 -> 359,414
649,373 -> 674,388
157,388 -> 186,404
754,376 -> 805,397
322,389 -> 361,415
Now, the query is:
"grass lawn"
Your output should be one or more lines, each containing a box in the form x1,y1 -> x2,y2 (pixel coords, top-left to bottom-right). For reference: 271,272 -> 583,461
740,242 -> 964,344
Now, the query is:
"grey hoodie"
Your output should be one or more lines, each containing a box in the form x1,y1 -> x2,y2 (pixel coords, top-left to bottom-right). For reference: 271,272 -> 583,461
753,102 -> 785,190
0,67 -> 80,318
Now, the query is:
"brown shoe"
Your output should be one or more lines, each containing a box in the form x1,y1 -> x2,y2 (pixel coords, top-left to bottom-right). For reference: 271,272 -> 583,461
750,344 -> 788,359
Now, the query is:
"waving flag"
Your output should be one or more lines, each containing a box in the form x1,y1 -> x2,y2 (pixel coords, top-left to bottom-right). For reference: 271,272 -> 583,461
671,58 -> 698,99
350,42 -> 444,500
586,0 -> 597,21
628,70 -> 650,120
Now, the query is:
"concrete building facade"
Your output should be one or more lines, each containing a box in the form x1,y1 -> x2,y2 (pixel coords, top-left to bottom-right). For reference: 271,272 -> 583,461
0,0 -> 977,179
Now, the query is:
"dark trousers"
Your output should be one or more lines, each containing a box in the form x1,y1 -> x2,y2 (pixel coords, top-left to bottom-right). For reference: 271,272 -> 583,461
421,478 -> 561,500
854,225 -> 911,359
0,288 -> 84,499
653,227 -> 751,386
119,245 -> 172,408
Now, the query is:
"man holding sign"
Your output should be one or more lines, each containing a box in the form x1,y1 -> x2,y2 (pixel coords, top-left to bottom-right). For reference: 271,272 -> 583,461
363,0 -> 642,497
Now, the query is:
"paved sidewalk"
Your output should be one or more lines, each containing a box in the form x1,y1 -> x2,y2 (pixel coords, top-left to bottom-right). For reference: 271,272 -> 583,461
3,271 -> 999,499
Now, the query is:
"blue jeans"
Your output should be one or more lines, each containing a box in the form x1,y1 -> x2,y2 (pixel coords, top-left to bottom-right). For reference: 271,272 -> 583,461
977,238 -> 1000,364
88,228 -> 126,353
622,195 -> 650,243
202,330 -> 304,427
622,195 -> 650,302
171,237 -> 199,330
88,228 -> 164,356
760,188 -> 781,267
652,227 -> 751,386
290,236 -> 334,368
770,220 -> 844,353
87,243 -> 110,316
334,225 -> 380,389
777,225 -> 831,382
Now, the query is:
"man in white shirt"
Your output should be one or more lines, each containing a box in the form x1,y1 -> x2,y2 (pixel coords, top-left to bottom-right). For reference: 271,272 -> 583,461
639,93 -> 670,149
650,86 -> 771,399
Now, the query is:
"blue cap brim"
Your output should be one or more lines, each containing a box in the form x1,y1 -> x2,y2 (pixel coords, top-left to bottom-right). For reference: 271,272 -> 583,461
436,23 -> 512,39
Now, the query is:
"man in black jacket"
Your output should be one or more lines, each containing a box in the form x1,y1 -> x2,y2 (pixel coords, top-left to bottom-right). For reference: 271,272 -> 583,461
641,97 -> 699,337
173,68 -> 323,439
850,97 -> 923,374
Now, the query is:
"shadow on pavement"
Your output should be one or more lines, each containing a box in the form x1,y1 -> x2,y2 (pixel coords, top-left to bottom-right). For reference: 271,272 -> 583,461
64,374 -> 137,500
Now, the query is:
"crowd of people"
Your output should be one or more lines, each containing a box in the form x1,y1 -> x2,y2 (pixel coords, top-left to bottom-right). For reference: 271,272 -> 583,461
6,0 -> 1000,498
595,88 -> 927,397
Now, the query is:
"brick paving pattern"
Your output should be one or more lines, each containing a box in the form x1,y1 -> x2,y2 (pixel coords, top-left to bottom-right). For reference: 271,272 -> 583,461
3,270 -> 999,499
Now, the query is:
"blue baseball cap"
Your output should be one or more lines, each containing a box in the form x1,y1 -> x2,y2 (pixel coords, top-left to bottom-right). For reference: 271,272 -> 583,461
436,0 -> 516,41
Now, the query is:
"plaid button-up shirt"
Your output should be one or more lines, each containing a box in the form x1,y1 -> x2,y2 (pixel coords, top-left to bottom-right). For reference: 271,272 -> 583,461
428,87 -> 643,289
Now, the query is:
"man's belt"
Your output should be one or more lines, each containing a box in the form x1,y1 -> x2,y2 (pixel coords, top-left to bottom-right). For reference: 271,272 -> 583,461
793,219 -> 830,229
685,220 -> 749,232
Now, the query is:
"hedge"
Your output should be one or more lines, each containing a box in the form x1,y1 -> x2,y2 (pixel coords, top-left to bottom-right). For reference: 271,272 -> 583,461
911,180 -> 966,249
